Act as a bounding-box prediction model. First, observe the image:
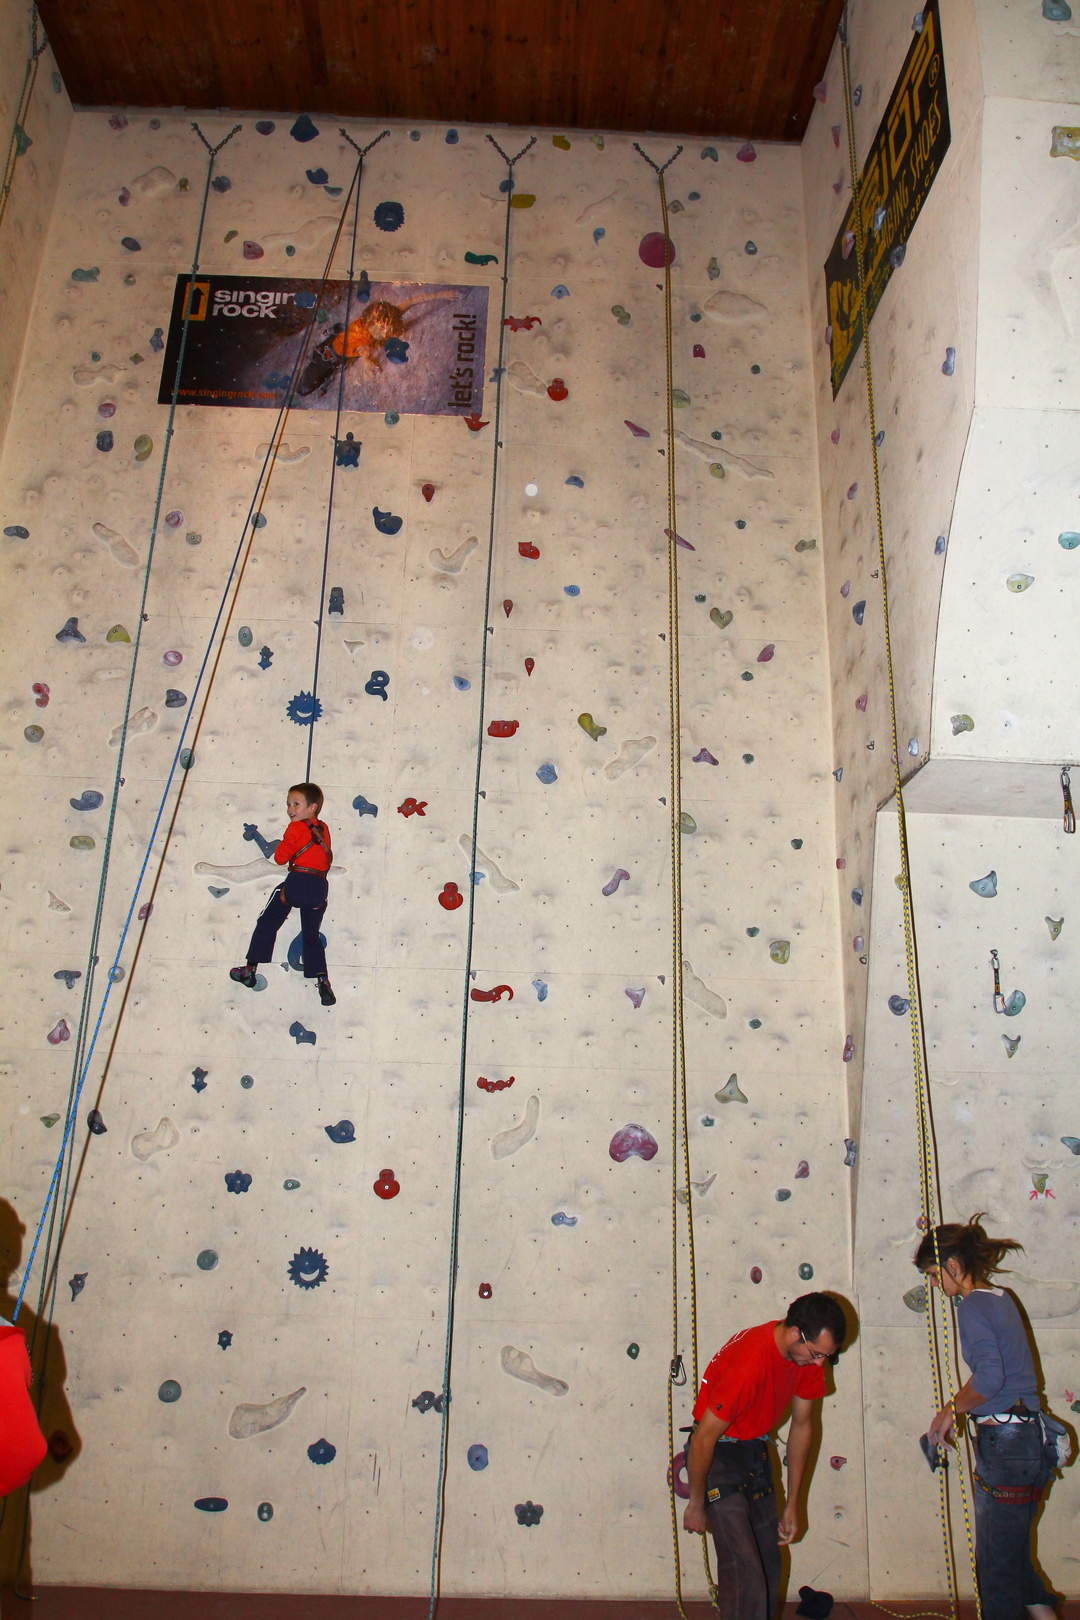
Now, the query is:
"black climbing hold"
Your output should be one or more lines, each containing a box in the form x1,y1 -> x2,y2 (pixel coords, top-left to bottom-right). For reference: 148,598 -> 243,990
4,525 -> 29,538
515,1501 -> 544,1527
96,430 -> 114,452
289,1020 -> 316,1045
196,1249 -> 218,1271
290,113 -> 319,142
194,1498 -> 228,1513
852,600 -> 866,625
165,688 -> 186,707
56,617 -> 85,644
54,969 -> 82,988
374,200 -> 404,232
255,120 -> 275,134
328,587 -> 344,615
87,1109 -> 106,1134
218,1329 -> 233,1348
120,236 -> 141,251
257,1502 -> 274,1521
305,166 -> 329,184
192,1066 -> 208,1093
69,1273 -> 87,1300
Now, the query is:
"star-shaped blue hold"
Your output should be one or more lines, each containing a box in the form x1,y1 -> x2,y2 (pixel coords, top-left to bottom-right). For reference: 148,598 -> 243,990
218,1330 -> 233,1350
335,432 -> 361,468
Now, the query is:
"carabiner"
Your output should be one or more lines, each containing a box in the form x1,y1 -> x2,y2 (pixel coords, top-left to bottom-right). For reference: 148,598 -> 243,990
990,950 -> 1006,1015
670,1354 -> 687,1387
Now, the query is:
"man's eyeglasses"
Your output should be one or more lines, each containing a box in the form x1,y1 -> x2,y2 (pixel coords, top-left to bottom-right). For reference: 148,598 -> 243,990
799,1330 -> 840,1367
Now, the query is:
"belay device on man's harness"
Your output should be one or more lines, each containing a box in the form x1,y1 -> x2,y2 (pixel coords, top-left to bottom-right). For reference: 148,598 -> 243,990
684,1425 -> 775,1504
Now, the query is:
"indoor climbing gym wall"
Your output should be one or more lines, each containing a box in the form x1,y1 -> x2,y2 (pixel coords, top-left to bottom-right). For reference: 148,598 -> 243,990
803,0 -> 1080,1601
0,38 -> 865,1607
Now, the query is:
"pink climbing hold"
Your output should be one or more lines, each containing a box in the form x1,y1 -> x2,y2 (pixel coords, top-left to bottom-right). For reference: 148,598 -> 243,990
163,650 -> 183,667
813,80 -> 827,101
830,1456 -> 847,1470
602,868 -> 630,896
795,1160 -> 810,1179
624,987 -> 645,1009
843,1035 -> 855,1062
855,693 -> 868,711
47,1019 -> 70,1045
243,241 -> 265,260
668,1451 -> 690,1500
736,142 -> 756,162
624,420 -> 650,438
609,1123 -> 659,1162
835,857 -> 847,869
830,426 -> 841,444
847,482 -> 858,500
693,748 -> 718,765
692,344 -> 705,358
757,644 -> 775,663
32,682 -> 49,707
664,527 -> 695,551
831,125 -> 841,147
138,903 -> 153,921
638,232 -> 676,268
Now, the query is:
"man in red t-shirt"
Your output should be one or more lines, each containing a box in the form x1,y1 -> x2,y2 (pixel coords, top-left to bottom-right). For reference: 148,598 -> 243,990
683,1293 -> 848,1620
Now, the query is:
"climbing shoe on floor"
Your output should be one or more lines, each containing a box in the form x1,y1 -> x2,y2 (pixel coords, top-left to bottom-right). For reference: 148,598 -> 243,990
317,977 -> 336,1006
229,965 -> 258,989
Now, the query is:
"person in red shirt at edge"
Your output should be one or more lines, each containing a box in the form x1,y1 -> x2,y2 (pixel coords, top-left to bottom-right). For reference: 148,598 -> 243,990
683,1293 -> 849,1620
230,782 -> 336,1006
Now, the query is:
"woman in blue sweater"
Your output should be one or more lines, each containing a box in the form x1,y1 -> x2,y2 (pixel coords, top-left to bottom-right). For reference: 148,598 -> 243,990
915,1216 -> 1057,1620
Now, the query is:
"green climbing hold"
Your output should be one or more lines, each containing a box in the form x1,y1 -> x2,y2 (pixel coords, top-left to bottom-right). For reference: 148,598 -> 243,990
283,1179 -> 300,1190
578,712 -> 607,741
40,1113 -> 61,1128
671,389 -> 691,408
240,1074 -> 254,1089
680,812 -> 696,834
798,1263 -> 814,1281
180,749 -> 195,770
950,714 -> 974,735
709,463 -> 725,480
1046,917 -> 1064,940
464,252 -> 497,266
710,608 -> 733,629
134,434 -> 153,462
611,305 -> 631,325
627,1343 -> 640,1359
23,725 -> 43,743
903,1283 -> 928,1313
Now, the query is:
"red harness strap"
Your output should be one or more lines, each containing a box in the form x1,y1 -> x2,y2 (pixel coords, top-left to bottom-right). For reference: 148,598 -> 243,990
288,819 -> 332,871
973,1472 -> 1043,1505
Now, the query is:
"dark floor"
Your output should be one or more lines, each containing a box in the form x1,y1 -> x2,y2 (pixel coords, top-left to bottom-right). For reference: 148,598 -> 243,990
5,1598 -> 1078,1620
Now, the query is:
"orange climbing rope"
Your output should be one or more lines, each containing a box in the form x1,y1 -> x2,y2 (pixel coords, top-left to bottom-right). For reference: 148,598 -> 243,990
836,12 -> 982,1618
634,139 -> 717,1618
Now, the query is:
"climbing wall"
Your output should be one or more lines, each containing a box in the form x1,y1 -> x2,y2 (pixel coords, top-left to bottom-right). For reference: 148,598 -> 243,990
0,98 -> 863,1599
802,0 -> 1080,1599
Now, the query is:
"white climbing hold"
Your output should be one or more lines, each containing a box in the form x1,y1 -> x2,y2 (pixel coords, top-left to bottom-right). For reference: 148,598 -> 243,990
429,536 -> 479,574
47,890 -> 72,913
130,1116 -> 180,1162
491,1095 -> 539,1160
128,165 -> 176,199
459,833 -> 519,893
108,707 -> 158,746
228,1386 -> 307,1440
92,521 -> 140,568
683,960 -> 727,1017
674,429 -> 773,480
500,1343 -> 568,1396
506,360 -> 548,396
255,441 -> 310,463
702,289 -> 767,322
603,736 -> 657,780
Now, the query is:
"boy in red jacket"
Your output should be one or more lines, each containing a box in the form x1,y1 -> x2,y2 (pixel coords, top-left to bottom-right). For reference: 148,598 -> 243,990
230,782 -> 336,1006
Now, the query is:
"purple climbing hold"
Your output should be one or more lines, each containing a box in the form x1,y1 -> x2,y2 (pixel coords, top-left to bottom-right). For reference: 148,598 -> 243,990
693,749 -> 718,765
842,1035 -> 855,1063
87,1109 -> 106,1134
757,644 -> 775,663
47,1019 -> 70,1045
602,868 -> 630,896
290,114 -> 320,142
942,347 -> 956,376
795,1160 -> 810,1179
609,1124 -> 659,1162
639,232 -> 676,268
69,1273 -> 87,1300
625,987 -> 645,1009
736,142 -> 756,162
290,1021 -> 316,1045
56,617 -> 85,644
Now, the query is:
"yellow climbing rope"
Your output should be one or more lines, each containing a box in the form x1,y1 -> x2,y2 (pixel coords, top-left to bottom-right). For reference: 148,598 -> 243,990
837,16 -> 982,1619
635,140 -> 716,1618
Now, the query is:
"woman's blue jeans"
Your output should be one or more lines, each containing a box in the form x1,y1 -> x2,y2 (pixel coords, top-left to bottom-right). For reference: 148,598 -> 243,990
973,1418 -> 1053,1620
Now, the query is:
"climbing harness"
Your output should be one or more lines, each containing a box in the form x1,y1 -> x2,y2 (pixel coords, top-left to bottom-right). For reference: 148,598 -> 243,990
634,138 -> 716,1618
304,127 -> 389,780
0,4 -> 49,239
15,128 -> 378,1341
838,8 -> 982,1618
1061,766 -> 1075,834
425,132 -> 535,1620
287,820 -> 333,870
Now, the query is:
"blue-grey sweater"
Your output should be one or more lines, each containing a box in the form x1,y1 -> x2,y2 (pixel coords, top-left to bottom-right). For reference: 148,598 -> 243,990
956,1287 -> 1039,1415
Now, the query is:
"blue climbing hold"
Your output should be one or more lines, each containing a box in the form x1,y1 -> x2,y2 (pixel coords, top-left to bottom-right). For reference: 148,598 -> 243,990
56,617 -> 85,644
287,691 -> 322,725
211,175 -> 232,193
357,271 -> 371,303
295,289 -> 317,309
252,513 -> 266,528
445,129 -> 459,144
288,1247 -> 328,1288
467,1444 -> 489,1471
888,995 -> 910,1016
453,676 -> 471,691
224,1170 -> 252,1193
243,823 -> 279,858
70,790 -> 103,811
335,433 -> 361,468
844,1139 -> 858,1167
384,336 -> 409,363
593,228 -> 605,243
289,1021 -> 316,1045
565,475 -> 584,488
96,430 -> 114,452
4,526 -> 29,538
532,979 -> 548,1002
551,284 -> 569,298
852,600 -> 866,625
851,888 -> 863,905
374,200 -> 404,232
1058,532 -> 1080,550
290,114 -> 319,142
935,535 -> 947,555
328,587 -> 344,614
564,584 -> 580,596
352,795 -> 378,818
194,1498 -> 228,1513
305,167 -> 329,185
307,1438 -> 337,1465
969,871 -> 998,898
373,507 -> 403,535
365,670 -> 390,700
258,646 -> 273,669
551,1211 -> 577,1226
165,689 -> 186,708
324,1120 -> 356,1144
192,1067 -> 208,1093
196,1249 -> 218,1270
701,146 -> 718,160
218,1330 -> 233,1349
536,763 -> 558,784
384,411 -> 400,426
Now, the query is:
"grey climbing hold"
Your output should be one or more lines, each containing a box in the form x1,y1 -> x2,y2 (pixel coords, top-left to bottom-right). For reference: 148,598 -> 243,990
24,725 -> 43,743
888,995 -> 910,1015
844,1139 -> 857,1167
96,430 -> 114,452
1046,917 -> 1064,940
942,347 -> 956,375
1002,1034 -> 1021,1057
951,714 -> 974,735
54,970 -> 81,989
935,535 -> 947,554
283,1178 -> 300,1190
798,1263 -> 814,1281
903,1284 -> 928,1314
852,600 -> 866,625
969,871 -> 998,898
70,790 -> 103,811
715,1074 -> 747,1105
238,626 -> 253,647
890,243 -> 907,268
194,1498 -> 228,1513
229,1386 -> 306,1440
158,1380 -> 182,1403
776,1189 -> 791,1202
1002,990 -> 1026,1017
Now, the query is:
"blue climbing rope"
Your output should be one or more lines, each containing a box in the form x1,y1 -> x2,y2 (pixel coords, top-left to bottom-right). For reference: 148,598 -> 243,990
304,127 -> 388,779
14,137 -> 376,1321
425,132 -> 536,1620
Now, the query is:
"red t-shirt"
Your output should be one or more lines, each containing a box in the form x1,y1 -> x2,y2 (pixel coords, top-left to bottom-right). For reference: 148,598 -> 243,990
692,1321 -> 826,1439
0,1326 -> 48,1496
274,818 -> 332,872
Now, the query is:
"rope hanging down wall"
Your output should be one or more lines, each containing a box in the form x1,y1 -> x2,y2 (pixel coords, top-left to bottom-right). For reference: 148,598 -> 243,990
836,11 -> 982,1618
0,4 -> 49,239
14,128 -> 387,1338
425,130 -> 536,1620
633,139 -> 716,1619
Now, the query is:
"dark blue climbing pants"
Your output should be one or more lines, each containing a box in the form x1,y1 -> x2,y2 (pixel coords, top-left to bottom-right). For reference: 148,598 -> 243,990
246,870 -> 328,978
703,1439 -> 780,1620
973,1419 -> 1053,1620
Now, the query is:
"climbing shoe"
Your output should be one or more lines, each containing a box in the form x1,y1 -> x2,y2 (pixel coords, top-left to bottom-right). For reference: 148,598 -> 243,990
318,977 -> 336,1006
229,965 -> 257,989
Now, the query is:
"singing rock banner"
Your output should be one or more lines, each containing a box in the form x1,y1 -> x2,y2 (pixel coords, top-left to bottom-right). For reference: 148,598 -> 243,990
158,275 -> 489,415
825,0 -> 950,397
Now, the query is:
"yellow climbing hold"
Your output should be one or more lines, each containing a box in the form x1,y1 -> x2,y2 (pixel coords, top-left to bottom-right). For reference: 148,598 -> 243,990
509,193 -> 536,209
709,462 -> 725,479
70,835 -> 96,850
769,939 -> 791,965
552,135 -> 571,150
134,434 -> 153,462
106,624 -> 132,643
224,229 -> 238,243
589,134 -> 605,151
578,712 -> 607,741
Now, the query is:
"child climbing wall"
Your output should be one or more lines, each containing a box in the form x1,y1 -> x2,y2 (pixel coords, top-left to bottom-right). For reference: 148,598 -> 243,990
0,98 -> 860,1600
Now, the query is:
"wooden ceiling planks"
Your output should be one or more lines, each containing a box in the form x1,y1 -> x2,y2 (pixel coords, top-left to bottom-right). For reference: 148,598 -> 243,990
36,0 -> 844,141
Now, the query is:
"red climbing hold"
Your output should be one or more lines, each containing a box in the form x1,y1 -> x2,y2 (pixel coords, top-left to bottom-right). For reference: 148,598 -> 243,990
547,377 -> 568,401
692,344 -> 705,358
503,315 -> 541,331
524,657 -> 535,676
487,719 -> 519,738
478,1283 -> 493,1298
503,599 -> 513,617
624,420 -> 650,438
373,1168 -> 400,1200
470,984 -> 514,1003
463,415 -> 489,432
422,483 -> 435,502
518,542 -> 540,559
397,797 -> 428,817
757,644 -> 775,663
32,682 -> 49,707
439,882 -> 463,910
830,1456 -> 847,1470
750,1266 -> 763,1283
477,1076 -> 515,1092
